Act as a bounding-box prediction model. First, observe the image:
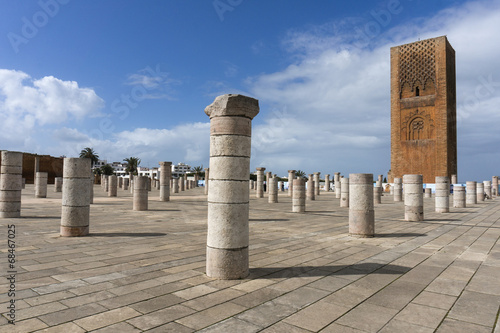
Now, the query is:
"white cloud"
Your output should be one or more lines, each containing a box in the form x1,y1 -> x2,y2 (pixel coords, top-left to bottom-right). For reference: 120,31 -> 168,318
0,69 -> 104,151
125,66 -> 181,100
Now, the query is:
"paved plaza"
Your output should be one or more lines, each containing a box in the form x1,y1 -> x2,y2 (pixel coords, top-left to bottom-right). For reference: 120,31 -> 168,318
1,184 -> 499,332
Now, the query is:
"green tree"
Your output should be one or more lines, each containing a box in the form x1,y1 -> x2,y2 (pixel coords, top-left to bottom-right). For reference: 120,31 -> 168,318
79,147 -> 99,167
295,170 -> 306,179
123,157 -> 141,175
100,164 -> 114,175
191,165 -> 204,176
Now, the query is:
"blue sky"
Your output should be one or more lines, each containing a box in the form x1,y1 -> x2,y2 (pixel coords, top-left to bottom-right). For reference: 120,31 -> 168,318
0,0 -> 499,182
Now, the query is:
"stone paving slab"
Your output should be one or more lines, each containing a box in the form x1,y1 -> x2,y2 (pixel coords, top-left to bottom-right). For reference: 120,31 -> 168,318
0,184 -> 499,332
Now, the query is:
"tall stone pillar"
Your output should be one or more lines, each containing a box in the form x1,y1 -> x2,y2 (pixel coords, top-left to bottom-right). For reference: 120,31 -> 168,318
22,178 -> 25,189
373,186 -> 381,204
133,176 -> 148,211
349,173 -> 374,237
492,176 -> 498,197
334,172 -> 341,198
394,178 -> 403,202
314,172 -> 320,195
186,179 -> 190,190
180,175 -> 185,191
204,168 -> 209,195
123,178 -> 129,191
288,170 -> 295,197
256,167 -> 265,198
403,174 -> 423,221
484,181 -> 492,199
477,182 -> 485,202
466,181 -> 477,205
173,178 -> 179,193
325,174 -> 330,192
424,188 -> 432,198
118,177 -> 123,188
108,175 -> 117,197
292,178 -> 306,213
340,177 -> 349,208
376,175 -> 383,188
156,178 -> 160,190
104,175 -> 109,192
60,158 -> 91,237
453,186 -> 466,208
35,172 -> 48,198
451,174 -> 457,185
129,174 -> 134,194
0,151 -> 23,218
435,176 -> 449,213
306,174 -> 315,201
268,177 -> 278,203
205,94 -> 259,279
54,177 -> 63,192
34,156 -> 40,181
159,162 -> 172,202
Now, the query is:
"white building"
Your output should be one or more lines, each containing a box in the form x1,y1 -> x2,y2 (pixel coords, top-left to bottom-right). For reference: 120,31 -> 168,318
172,163 -> 192,178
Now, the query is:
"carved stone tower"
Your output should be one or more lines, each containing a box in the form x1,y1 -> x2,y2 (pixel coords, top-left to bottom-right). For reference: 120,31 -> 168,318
390,36 -> 457,184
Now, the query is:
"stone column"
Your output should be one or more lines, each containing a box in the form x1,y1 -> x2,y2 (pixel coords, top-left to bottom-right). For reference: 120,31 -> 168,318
292,178 -> 306,213
484,181 -> 492,199
194,174 -> 199,187
60,158 -> 91,237
180,175 -> 185,191
118,177 -> 123,188
373,186 -> 381,204
100,174 -> 105,189
453,186 -> 466,208
477,182 -> 485,202
340,177 -> 349,208
249,179 -> 253,190
466,181 -> 477,205
435,176 -> 449,213
186,179 -> 190,190
288,170 -> 295,197
133,176 -> 148,211
451,174 -> 457,185
424,188 -> 432,198
492,176 -> 498,197
156,178 -> 160,190
123,178 -> 129,191
349,173 -> 374,237
173,178 -> 179,193
34,156 -> 40,181
278,181 -> 284,192
334,172 -> 341,198
268,177 -> 278,203
376,175 -> 383,188
54,177 -> 63,192
314,172 -> 320,196
0,151 -> 23,218
205,94 -> 259,279
256,167 -> 265,198
35,172 -> 48,198
265,171 -> 271,193
89,178 -> 94,204
104,175 -> 109,192
147,178 -> 152,191
129,174 -> 134,194
204,168 -> 209,195
306,174 -> 315,201
159,162 -> 172,202
394,178 -> 403,202
325,174 -> 330,192
108,175 -> 117,197
403,174 -> 423,221
390,185 -> 393,195
22,178 -> 25,189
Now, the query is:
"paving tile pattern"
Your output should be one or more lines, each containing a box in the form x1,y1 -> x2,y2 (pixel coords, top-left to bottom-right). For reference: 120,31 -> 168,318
0,185 -> 499,332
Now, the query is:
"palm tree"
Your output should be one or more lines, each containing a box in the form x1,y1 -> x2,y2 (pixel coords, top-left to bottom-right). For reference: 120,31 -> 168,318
295,170 -> 306,179
79,147 -> 99,167
123,157 -> 141,175
100,164 -> 114,176
191,165 -> 204,176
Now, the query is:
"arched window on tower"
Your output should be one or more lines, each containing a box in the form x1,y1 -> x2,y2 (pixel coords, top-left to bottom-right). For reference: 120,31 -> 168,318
415,86 -> 420,96
408,117 -> 424,140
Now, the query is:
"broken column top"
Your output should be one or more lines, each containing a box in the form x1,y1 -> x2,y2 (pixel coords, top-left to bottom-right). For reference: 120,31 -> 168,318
205,94 -> 259,119
159,161 -> 172,166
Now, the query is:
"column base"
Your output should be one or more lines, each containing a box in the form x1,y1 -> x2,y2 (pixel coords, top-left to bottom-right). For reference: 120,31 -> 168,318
60,226 -> 89,237
206,246 -> 249,280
